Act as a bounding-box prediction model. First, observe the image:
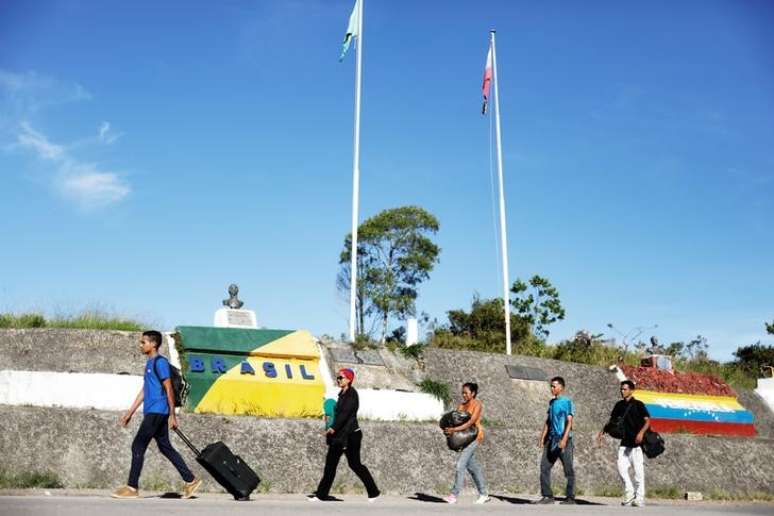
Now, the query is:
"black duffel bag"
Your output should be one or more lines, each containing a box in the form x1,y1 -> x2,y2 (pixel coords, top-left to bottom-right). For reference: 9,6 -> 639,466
603,416 -> 625,439
642,430 -> 665,459
439,410 -> 478,452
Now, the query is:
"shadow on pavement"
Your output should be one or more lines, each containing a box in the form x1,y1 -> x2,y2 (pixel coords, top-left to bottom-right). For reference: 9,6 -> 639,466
491,494 -> 532,504
573,498 -> 605,506
408,492 -> 446,503
158,492 -> 182,499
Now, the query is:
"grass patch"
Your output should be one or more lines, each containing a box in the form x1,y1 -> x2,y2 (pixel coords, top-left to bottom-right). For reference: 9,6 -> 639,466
592,484 -> 624,498
419,378 -> 451,406
707,489 -> 774,501
480,416 -> 505,429
0,470 -> 64,489
0,310 -> 145,331
649,485 -> 682,499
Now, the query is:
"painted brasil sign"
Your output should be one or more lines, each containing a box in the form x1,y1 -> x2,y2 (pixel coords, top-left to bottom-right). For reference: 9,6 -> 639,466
174,326 -> 325,417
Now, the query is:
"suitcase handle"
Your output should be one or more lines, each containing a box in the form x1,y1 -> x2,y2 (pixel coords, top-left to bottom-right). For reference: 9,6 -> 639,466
173,427 -> 201,457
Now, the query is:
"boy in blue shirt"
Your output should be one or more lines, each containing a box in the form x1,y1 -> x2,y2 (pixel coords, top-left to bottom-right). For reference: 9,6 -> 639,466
536,376 -> 576,504
111,330 -> 201,499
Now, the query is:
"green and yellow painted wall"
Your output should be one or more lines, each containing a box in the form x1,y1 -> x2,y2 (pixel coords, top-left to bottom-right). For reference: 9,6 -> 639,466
174,326 -> 325,417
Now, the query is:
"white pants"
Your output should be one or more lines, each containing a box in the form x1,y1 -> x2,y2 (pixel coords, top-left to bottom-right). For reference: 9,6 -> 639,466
617,446 -> 645,502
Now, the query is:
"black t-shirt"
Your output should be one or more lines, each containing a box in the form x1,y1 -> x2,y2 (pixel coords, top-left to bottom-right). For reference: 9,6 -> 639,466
610,398 -> 650,448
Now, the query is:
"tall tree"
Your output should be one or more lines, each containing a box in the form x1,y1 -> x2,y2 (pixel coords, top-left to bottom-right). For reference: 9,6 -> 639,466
766,320 -> 774,336
338,206 -> 440,342
510,275 -> 566,339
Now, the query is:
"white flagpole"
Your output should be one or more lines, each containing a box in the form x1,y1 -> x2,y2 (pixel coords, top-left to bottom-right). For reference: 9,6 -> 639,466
491,30 -> 512,355
349,0 -> 364,343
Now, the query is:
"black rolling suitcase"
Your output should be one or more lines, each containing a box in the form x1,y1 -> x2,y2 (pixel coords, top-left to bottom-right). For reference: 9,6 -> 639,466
174,428 -> 260,500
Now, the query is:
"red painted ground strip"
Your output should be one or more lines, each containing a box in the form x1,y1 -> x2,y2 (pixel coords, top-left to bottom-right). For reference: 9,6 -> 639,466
650,418 -> 757,437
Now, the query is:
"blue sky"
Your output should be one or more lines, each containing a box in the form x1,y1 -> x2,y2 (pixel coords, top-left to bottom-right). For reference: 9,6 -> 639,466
1,0 -> 772,360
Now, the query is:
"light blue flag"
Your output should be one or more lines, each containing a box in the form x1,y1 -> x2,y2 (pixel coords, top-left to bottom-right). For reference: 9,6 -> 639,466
339,0 -> 359,61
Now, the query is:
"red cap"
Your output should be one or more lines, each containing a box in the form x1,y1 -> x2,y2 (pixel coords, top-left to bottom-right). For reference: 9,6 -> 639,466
338,368 -> 355,382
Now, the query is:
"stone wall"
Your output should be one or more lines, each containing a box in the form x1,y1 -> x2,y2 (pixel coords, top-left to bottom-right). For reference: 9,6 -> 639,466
1,330 -> 773,496
2,405 -> 773,496
0,329 -> 145,374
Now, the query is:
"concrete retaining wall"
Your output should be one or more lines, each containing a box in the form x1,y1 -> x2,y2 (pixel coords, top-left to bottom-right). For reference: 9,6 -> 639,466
1,329 -> 773,496
2,405 -> 773,496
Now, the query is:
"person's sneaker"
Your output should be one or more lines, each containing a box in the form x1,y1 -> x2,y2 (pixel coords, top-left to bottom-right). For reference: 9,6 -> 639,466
368,494 -> 380,503
307,495 -> 322,502
621,496 -> 635,506
444,494 -> 457,504
535,496 -> 555,504
182,478 -> 202,499
475,495 -> 490,504
560,497 -> 576,505
632,500 -> 645,507
110,486 -> 139,499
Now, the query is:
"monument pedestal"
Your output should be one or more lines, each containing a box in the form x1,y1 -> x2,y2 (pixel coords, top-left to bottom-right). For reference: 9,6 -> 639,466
214,308 -> 257,329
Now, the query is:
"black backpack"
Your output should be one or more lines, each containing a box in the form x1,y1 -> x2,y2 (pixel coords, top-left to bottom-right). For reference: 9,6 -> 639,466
152,356 -> 189,407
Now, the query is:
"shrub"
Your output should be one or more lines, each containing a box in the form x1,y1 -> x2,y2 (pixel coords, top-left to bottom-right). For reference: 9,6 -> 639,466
419,378 -> 451,405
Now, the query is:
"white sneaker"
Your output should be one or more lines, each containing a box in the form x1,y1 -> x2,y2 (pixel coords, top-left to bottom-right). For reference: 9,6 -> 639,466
444,494 -> 457,504
307,495 -> 321,502
368,494 -> 380,503
632,500 -> 645,507
621,496 -> 635,506
475,495 -> 490,504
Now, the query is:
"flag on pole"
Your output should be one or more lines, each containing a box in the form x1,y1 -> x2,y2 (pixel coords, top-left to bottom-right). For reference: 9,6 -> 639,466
339,0 -> 360,61
481,44 -> 493,114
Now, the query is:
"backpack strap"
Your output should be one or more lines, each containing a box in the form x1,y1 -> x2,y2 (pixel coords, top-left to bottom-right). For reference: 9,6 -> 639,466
152,356 -> 168,395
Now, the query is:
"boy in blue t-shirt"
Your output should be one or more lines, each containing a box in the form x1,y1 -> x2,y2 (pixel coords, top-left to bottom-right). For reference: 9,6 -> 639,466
536,376 -> 576,504
111,330 -> 201,499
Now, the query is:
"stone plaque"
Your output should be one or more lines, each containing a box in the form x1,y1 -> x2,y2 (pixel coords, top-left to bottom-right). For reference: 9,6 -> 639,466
213,308 -> 257,329
505,364 -> 547,382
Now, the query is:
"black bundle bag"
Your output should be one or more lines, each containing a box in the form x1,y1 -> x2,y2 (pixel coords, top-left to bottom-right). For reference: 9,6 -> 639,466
174,428 -> 260,500
641,430 -> 665,459
439,410 -> 478,452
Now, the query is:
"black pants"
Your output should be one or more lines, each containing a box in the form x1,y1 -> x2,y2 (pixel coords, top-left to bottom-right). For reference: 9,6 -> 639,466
128,414 -> 195,488
315,430 -> 380,499
540,437 -> 575,498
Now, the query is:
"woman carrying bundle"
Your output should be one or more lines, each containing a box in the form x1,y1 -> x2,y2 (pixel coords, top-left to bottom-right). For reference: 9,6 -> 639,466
442,382 -> 489,504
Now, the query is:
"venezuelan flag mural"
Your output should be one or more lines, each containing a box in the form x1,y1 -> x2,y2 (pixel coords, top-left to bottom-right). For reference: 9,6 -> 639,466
175,326 -> 325,417
636,390 -> 756,437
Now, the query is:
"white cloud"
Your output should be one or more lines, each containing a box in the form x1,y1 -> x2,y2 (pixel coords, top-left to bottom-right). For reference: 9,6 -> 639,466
13,121 -> 131,210
58,165 -> 131,210
0,69 -> 90,115
98,121 -> 121,145
16,122 -> 65,160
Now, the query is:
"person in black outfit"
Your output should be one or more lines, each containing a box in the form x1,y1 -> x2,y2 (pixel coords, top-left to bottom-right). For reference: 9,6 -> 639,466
308,368 -> 380,502
596,380 -> 651,507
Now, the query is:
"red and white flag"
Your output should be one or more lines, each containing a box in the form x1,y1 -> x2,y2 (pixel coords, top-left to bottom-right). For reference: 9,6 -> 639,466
481,45 -> 493,115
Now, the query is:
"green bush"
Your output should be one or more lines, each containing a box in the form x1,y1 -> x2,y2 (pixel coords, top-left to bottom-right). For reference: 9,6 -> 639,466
0,470 -> 64,489
419,378 -> 451,405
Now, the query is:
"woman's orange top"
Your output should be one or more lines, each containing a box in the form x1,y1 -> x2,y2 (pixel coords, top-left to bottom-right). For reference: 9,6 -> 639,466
457,397 -> 485,443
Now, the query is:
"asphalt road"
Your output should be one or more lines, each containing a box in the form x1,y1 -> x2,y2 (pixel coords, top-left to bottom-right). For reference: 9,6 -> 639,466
1,493 -> 772,516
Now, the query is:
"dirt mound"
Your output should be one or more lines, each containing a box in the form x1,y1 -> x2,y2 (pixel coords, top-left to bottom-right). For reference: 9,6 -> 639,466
621,365 -> 736,397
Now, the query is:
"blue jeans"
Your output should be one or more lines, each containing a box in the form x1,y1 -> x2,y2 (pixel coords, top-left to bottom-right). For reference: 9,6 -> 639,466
128,414 -> 194,488
451,440 -> 487,496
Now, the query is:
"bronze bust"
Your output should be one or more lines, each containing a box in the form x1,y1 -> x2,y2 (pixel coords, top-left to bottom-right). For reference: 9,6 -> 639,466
222,284 -> 244,309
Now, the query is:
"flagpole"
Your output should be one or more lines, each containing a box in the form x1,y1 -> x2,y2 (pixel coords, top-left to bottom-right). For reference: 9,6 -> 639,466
349,0 -> 364,343
491,30 -> 512,355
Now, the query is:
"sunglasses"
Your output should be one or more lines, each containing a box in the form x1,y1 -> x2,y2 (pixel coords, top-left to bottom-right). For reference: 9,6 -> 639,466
336,376 -> 345,381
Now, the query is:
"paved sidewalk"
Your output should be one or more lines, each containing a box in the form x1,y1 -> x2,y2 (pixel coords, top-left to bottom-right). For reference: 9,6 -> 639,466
1,491 -> 772,516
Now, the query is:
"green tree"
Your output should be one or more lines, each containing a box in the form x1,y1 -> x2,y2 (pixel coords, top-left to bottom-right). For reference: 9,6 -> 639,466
510,275 -> 566,339
433,294 -> 534,353
733,342 -> 774,376
337,206 -> 440,342
766,320 -> 774,336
